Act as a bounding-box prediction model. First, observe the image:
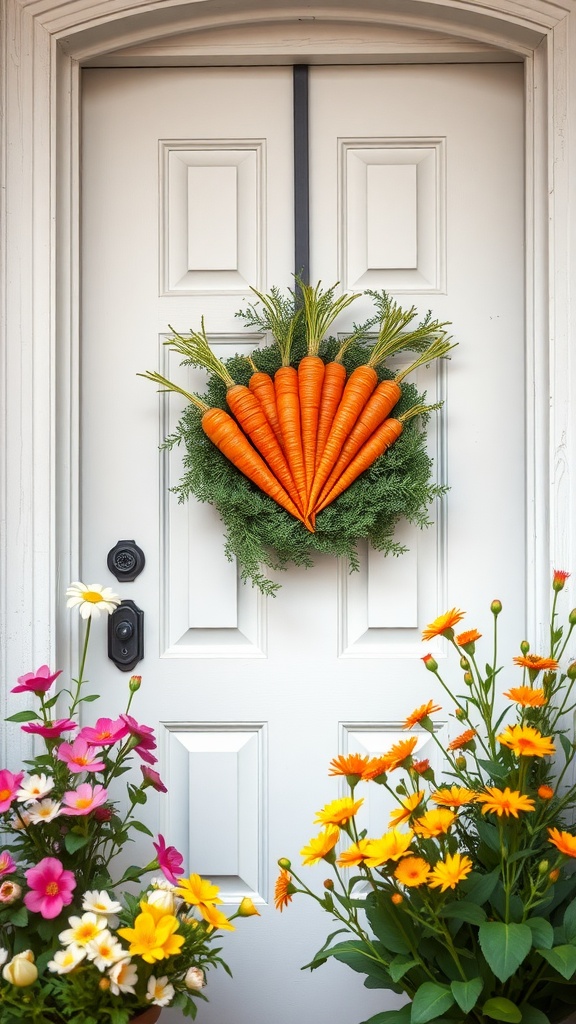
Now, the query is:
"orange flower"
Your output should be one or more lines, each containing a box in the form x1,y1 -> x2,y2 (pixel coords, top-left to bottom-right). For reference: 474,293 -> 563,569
421,608 -> 465,641
314,797 -> 363,827
403,700 -> 442,730
389,792 -> 425,827
336,839 -> 371,868
455,629 -> 482,647
538,784 -> 554,800
383,736 -> 419,771
274,869 -> 294,911
503,686 -> 546,707
476,787 -> 536,817
328,754 -> 370,778
413,808 -> 456,838
394,856 -> 430,887
553,570 -> 570,590
513,654 -> 559,673
497,724 -> 555,758
548,828 -> 576,857
412,758 -> 431,775
391,893 -> 404,905
361,756 -> 390,780
300,827 -> 340,866
447,728 -> 477,751
428,852 -> 473,892
431,786 -> 476,807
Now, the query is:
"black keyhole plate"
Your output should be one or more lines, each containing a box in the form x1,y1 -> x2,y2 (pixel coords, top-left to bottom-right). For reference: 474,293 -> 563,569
108,600 -> 144,672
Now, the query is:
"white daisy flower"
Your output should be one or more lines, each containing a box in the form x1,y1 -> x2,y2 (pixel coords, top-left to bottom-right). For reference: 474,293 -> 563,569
108,958 -> 138,995
27,798 -> 61,824
59,913 -> 108,948
86,930 -> 125,971
47,947 -> 86,974
146,975 -> 175,1007
82,890 -> 123,925
66,582 -> 121,620
16,773 -> 54,804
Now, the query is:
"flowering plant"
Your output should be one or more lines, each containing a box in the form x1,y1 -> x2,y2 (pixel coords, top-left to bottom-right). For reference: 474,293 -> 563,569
0,583 -> 257,1024
277,571 -> 576,1024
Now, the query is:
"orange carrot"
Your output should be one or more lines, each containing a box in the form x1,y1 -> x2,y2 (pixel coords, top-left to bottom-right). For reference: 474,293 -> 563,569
139,370 -> 311,529
275,365 -> 307,508
315,360 -> 348,470
247,364 -> 284,450
314,404 -> 433,514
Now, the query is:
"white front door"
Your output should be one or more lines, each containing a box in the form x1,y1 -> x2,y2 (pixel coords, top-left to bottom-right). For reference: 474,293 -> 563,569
81,63 -> 524,1024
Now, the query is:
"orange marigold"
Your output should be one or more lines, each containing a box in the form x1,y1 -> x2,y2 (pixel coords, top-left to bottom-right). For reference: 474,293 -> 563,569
336,839 -> 371,868
413,808 -> 456,838
421,608 -> 465,642
431,786 -> 477,807
403,700 -> 442,730
394,856 -> 430,887
513,654 -> 559,673
538,785 -> 555,800
477,787 -> 536,817
548,828 -> 576,857
314,797 -> 363,827
328,754 -> 370,778
412,759 -> 431,776
455,629 -> 482,647
447,728 -> 477,751
497,724 -> 555,758
389,791 -> 425,828
274,870 -> 294,911
503,686 -> 547,707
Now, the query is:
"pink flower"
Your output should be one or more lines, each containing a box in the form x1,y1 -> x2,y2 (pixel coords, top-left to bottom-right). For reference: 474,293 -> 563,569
24,857 -> 76,919
77,717 -> 129,746
0,880 -> 21,904
57,738 -> 106,774
0,851 -> 17,877
11,665 -> 62,695
141,766 -> 167,793
21,719 -> 77,739
0,770 -> 25,812
61,783 -> 108,816
153,834 -> 185,885
120,714 -> 158,764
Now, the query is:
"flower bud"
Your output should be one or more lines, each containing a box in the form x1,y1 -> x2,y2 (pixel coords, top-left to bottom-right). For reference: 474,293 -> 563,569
463,672 -> 473,686
99,978 -> 110,991
144,888 -> 176,914
567,662 -> 576,680
93,806 -> 112,822
520,640 -> 530,654
491,600 -> 502,615
3,953 -> 38,987
459,657 -> 470,671
278,858 -> 291,870
538,785 -> 554,800
323,879 -> 334,890
185,967 -> 205,991
238,897 -> 260,917
455,755 -> 467,770
128,675 -> 142,692
538,860 -> 550,875
422,654 -> 438,673
455,708 -> 465,720
553,570 -> 570,592
550,868 -> 560,882
569,609 -> 576,626
0,881 -> 21,904
391,893 -> 403,905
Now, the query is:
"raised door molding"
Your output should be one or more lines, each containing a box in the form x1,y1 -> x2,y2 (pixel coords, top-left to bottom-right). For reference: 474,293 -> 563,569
1,0 -> 575,765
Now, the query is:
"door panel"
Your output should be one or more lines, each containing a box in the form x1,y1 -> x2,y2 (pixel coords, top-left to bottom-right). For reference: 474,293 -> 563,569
81,63 -> 524,1023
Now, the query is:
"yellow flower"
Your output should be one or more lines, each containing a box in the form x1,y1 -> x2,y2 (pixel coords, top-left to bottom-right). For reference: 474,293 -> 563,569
314,797 -> 363,827
497,724 -> 555,757
389,791 -> 425,827
274,869 -> 294,912
363,830 -> 414,867
476,787 -> 536,817
421,608 -> 465,641
336,839 -> 371,868
428,852 -> 473,892
403,701 -> 442,730
394,856 -> 430,887
300,827 -> 340,866
174,874 -> 222,910
503,686 -> 547,707
328,754 -> 370,778
117,912 -> 184,964
548,828 -> 576,857
200,903 -> 235,931
447,728 -> 477,751
237,897 -> 260,917
413,808 -> 456,838
431,786 -> 477,808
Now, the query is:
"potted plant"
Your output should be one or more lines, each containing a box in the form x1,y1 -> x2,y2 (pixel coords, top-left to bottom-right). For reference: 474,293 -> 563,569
276,570 -> 576,1024
0,582 -> 258,1023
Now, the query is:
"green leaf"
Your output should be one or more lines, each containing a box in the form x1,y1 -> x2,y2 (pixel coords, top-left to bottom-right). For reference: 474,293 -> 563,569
537,944 -> 576,980
463,868 -> 500,906
478,922 -> 532,982
476,820 -> 502,853
438,901 -> 487,925
526,917 -> 554,949
451,977 -> 483,1014
360,1007 -> 412,1024
388,955 -> 419,983
128,819 -> 154,836
5,710 -> 40,722
482,997 -> 522,1022
80,693 -> 100,702
563,895 -> 576,942
365,893 -> 411,954
559,733 -> 573,761
410,983 -> 454,1024
477,758 -> 509,780
64,832 -> 90,854
330,940 -> 392,987
519,1006 -> 550,1024
7,906 -> 28,927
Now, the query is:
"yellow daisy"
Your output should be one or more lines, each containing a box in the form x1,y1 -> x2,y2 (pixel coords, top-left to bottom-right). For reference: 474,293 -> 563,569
336,839 -> 371,868
428,852 -> 473,892
174,874 -> 222,911
363,830 -> 414,867
431,786 -> 477,807
389,791 -> 425,827
314,796 -> 363,827
421,608 -> 465,641
413,808 -> 456,838
476,786 -> 536,817
394,856 -> 430,887
300,827 -> 340,866
274,869 -> 294,912
497,724 -> 555,758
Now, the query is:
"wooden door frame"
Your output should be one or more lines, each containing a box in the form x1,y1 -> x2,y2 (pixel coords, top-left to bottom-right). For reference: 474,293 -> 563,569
1,0 -> 574,763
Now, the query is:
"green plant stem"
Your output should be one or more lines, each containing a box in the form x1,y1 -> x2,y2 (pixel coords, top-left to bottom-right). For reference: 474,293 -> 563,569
68,618 -> 92,718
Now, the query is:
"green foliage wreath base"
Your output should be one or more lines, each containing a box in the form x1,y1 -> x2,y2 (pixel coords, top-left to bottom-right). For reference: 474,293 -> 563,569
164,337 -> 445,596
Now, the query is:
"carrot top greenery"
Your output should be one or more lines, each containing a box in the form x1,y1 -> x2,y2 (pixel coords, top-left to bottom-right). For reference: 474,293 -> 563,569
277,570 -> 576,1024
148,284 -> 453,595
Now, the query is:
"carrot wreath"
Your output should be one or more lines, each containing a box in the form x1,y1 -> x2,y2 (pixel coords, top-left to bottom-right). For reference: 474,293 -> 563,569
139,371 -> 308,527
